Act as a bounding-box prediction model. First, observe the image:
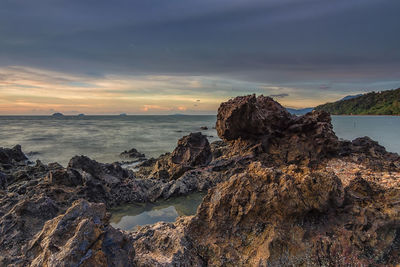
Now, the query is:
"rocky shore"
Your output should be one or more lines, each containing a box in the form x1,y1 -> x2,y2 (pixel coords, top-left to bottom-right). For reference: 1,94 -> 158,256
1,95 -> 399,266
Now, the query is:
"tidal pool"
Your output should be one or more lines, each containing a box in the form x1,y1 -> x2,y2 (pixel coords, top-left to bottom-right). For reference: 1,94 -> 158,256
110,192 -> 206,231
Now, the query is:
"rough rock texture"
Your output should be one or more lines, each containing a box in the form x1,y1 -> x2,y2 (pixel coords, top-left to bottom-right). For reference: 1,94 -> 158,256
216,94 -> 293,141
216,95 -> 339,165
136,132 -> 212,180
0,95 -> 400,266
0,144 -> 27,165
120,148 -> 145,159
27,200 -> 134,267
187,162 -> 400,266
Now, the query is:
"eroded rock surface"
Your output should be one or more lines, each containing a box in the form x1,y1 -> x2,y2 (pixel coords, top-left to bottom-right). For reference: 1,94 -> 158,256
216,94 -> 293,141
1,95 -> 399,266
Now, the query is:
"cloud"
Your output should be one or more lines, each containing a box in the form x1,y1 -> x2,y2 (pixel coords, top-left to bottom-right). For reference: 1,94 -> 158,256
319,85 -> 331,90
0,0 -> 399,112
269,93 -> 289,98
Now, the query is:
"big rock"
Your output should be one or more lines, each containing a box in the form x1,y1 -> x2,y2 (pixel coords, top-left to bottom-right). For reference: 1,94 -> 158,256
216,95 -> 339,164
216,95 -> 293,141
0,144 -> 27,164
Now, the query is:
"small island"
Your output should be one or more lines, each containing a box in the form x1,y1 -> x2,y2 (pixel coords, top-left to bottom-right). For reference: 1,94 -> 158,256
51,112 -> 64,117
315,88 -> 400,115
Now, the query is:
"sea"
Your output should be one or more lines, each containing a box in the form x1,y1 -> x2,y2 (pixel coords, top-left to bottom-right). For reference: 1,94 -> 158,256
0,115 -> 399,166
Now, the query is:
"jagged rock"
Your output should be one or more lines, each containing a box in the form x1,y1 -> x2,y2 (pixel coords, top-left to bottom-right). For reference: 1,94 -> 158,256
120,148 -> 145,159
131,217 -> 203,266
28,199 -> 135,267
187,162 -> 400,266
45,169 -> 83,186
68,155 -> 131,181
216,94 -> 293,141
138,133 -> 212,180
267,109 -> 339,165
216,95 -> 339,165
0,145 -> 27,164
171,132 -> 211,167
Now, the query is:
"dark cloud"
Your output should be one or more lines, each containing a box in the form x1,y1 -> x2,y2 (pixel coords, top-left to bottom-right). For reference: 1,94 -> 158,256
269,93 -> 289,98
319,85 -> 331,90
0,0 -> 399,88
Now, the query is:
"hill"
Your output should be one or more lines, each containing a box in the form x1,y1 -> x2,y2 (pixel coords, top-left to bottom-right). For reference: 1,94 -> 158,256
315,88 -> 400,115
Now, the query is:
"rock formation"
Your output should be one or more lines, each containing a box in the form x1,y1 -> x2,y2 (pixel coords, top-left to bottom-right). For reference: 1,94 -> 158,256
0,144 -> 27,165
0,94 -> 399,266
120,148 -> 145,159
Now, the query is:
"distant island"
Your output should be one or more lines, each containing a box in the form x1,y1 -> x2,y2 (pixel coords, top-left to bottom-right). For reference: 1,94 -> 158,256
77,113 -> 85,117
52,112 -> 64,117
315,88 -> 400,115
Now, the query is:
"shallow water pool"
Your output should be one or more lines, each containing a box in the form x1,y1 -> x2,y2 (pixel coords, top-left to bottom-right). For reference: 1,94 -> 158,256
110,192 -> 206,231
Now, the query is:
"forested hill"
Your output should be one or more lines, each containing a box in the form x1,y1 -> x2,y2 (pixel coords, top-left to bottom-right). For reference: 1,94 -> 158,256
315,88 -> 400,115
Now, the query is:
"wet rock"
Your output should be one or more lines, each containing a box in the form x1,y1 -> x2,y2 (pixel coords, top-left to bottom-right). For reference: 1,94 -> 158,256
0,145 -> 27,165
200,126 -> 208,130
120,148 -> 145,159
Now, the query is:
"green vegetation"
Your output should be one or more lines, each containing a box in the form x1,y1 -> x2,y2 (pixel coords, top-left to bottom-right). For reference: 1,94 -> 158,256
315,88 -> 400,115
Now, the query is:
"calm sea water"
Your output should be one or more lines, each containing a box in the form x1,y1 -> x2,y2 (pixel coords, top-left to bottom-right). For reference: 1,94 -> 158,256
0,115 -> 399,166
0,115 -> 218,166
2,115 -> 399,228
110,192 -> 205,231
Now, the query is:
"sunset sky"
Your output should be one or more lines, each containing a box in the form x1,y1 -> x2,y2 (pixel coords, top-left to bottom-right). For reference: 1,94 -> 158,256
1,0 -> 399,114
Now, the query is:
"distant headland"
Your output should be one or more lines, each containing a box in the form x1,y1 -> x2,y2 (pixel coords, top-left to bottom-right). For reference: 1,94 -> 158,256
315,88 -> 400,115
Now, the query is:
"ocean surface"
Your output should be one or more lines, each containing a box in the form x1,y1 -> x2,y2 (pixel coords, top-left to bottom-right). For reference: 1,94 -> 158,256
0,115 -> 399,166
2,114 -> 400,229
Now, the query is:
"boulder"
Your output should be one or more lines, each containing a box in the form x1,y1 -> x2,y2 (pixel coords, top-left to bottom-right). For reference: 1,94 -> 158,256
0,145 -> 27,164
216,95 -> 339,164
120,148 -> 145,159
216,95 -> 293,141
28,199 -> 134,267
171,132 -> 212,167
188,162 -> 400,266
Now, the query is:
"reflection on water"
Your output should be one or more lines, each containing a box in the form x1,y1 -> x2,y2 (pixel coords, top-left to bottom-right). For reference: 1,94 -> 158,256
110,192 -> 206,231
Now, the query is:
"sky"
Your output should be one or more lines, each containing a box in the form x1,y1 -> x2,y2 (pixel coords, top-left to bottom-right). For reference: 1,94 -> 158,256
0,0 -> 399,115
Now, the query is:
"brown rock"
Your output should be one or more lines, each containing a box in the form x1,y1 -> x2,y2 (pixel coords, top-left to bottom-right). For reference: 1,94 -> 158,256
216,95 -> 293,141
28,199 -> 135,267
187,162 -> 400,266
171,132 -> 211,167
